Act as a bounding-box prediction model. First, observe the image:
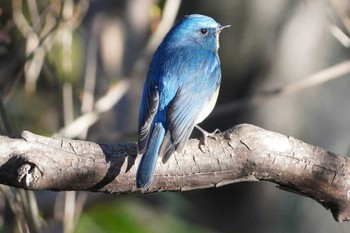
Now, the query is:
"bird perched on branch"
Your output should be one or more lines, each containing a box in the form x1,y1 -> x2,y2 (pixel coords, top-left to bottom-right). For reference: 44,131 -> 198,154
136,14 -> 230,188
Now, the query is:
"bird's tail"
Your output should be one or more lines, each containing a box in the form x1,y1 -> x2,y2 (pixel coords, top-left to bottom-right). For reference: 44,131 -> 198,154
136,123 -> 165,188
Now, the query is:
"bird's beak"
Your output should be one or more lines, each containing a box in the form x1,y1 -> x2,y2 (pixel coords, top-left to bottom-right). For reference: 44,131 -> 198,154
217,24 -> 231,33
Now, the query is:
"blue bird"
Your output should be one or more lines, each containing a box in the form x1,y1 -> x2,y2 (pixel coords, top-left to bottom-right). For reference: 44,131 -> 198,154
136,14 -> 230,188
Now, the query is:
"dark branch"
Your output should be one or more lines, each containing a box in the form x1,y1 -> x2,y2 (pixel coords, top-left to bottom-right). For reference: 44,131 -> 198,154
0,124 -> 349,222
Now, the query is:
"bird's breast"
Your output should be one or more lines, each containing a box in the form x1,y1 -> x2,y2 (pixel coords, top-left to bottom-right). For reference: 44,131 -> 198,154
196,86 -> 220,124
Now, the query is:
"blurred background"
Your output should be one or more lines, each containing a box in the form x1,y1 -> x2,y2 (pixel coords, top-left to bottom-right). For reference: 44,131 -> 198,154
0,0 -> 350,232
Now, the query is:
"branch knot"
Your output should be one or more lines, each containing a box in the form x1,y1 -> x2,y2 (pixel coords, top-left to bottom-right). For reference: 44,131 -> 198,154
17,163 -> 41,188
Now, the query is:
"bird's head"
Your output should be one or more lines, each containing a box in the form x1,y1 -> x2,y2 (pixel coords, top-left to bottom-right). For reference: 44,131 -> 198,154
165,14 -> 230,53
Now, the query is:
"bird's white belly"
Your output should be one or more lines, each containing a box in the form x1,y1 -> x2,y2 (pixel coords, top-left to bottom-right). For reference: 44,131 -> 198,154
196,87 -> 220,124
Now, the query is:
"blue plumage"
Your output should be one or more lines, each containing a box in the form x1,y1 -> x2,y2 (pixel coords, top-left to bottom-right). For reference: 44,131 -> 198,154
136,14 -> 229,188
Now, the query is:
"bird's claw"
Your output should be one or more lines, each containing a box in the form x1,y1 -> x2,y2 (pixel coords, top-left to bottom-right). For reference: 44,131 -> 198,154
195,125 -> 220,152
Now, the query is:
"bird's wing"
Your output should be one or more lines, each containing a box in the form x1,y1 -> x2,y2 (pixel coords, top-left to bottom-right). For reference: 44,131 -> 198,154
163,51 -> 221,160
137,82 -> 159,155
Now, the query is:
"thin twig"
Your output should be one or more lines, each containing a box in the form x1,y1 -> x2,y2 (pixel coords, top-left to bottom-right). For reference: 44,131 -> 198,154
54,80 -> 130,138
19,190 -> 40,233
330,0 -> 350,33
63,191 -> 75,233
0,95 -> 13,135
320,0 -> 350,47
133,0 -> 182,75
79,14 -> 100,139
0,186 -> 27,233
213,60 -> 350,117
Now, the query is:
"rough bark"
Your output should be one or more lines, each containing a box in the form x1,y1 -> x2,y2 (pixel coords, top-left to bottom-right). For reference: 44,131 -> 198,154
0,124 -> 349,222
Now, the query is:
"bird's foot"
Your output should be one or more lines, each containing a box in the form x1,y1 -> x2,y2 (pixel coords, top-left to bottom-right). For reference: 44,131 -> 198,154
195,125 -> 221,152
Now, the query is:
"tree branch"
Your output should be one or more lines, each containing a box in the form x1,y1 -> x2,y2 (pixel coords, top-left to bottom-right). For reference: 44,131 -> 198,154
0,124 -> 349,222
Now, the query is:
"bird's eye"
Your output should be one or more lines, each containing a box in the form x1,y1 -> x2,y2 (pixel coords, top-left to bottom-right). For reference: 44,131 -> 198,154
200,28 -> 208,34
